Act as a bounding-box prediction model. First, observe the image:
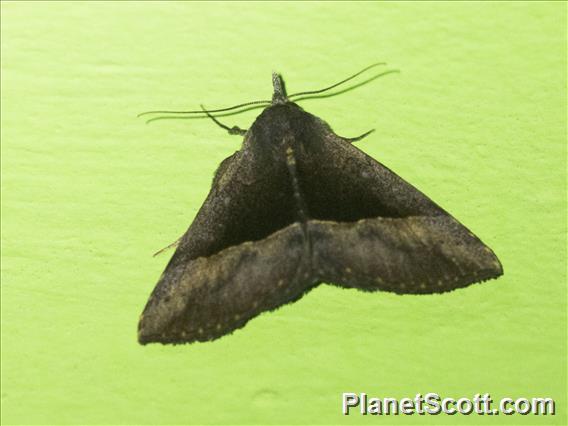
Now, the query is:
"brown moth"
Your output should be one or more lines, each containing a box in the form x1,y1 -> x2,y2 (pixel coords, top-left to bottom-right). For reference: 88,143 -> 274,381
138,65 -> 503,345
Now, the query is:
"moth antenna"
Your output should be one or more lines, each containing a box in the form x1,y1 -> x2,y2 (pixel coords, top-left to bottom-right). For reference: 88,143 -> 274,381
137,100 -> 271,118
288,62 -> 387,98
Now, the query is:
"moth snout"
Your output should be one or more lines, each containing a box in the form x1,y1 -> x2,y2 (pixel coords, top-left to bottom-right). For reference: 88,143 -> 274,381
272,72 -> 288,104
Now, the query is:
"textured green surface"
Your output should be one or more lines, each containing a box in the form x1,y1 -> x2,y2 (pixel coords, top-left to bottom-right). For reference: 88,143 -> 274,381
1,2 -> 566,425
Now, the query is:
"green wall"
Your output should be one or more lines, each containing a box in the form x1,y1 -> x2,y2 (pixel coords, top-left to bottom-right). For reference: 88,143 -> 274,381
1,1 -> 566,424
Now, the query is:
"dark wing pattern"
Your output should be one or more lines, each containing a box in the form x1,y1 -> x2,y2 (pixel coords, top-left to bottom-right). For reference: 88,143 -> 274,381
139,129 -> 305,344
292,113 -> 503,294
297,115 -> 502,293
310,216 -> 502,294
296,116 -> 445,223
139,223 -> 313,344
169,144 -> 296,264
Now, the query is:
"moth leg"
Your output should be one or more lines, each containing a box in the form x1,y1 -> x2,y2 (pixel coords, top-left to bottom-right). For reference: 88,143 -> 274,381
201,105 -> 247,136
153,236 -> 182,257
343,129 -> 375,143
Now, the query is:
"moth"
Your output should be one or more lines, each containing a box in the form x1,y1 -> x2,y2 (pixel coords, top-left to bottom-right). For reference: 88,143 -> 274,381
138,64 -> 503,345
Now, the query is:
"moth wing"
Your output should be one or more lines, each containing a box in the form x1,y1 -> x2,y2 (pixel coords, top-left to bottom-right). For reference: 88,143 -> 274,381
298,122 -> 502,292
166,143 -> 295,267
299,123 -> 446,221
310,217 -> 502,294
140,133 -> 302,344
138,223 -> 313,344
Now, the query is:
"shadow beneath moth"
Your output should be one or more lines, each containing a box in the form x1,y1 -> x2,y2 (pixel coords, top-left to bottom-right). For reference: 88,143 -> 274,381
138,64 -> 503,345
